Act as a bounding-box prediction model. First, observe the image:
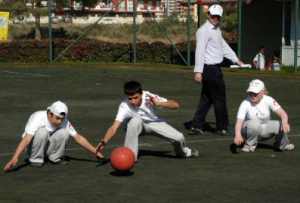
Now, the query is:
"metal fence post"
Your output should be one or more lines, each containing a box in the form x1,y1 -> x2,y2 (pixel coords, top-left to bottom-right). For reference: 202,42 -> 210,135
187,0 -> 191,66
237,0 -> 242,58
294,0 -> 299,71
132,0 -> 137,64
48,0 -> 53,63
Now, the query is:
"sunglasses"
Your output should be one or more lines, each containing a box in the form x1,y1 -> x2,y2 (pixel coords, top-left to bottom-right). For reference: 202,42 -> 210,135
211,15 -> 221,19
248,92 -> 259,97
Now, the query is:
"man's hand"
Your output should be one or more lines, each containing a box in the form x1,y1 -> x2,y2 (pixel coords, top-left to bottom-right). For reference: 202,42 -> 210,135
4,158 -> 18,172
237,59 -> 245,66
194,72 -> 202,82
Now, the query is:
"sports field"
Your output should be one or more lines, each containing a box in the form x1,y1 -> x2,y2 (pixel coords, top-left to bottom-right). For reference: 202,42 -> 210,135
0,64 -> 299,203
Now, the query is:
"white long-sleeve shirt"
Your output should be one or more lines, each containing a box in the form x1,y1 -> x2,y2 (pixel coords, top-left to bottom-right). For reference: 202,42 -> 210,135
194,20 -> 239,73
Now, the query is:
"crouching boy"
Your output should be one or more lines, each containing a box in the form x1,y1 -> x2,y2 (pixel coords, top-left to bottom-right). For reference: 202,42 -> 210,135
97,81 -> 199,161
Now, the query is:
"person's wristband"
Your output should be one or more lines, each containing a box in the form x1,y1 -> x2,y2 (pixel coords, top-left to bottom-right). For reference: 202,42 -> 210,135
100,139 -> 107,146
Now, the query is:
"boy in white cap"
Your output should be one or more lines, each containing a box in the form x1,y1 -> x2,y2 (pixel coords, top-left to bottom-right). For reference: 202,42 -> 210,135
4,101 -> 103,172
233,79 -> 295,152
96,81 -> 199,161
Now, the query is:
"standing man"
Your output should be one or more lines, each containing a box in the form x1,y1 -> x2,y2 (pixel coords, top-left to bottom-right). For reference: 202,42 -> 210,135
4,101 -> 103,172
186,4 -> 244,135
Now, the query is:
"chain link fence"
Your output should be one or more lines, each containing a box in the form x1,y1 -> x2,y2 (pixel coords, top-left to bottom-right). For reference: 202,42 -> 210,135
0,0 -> 237,65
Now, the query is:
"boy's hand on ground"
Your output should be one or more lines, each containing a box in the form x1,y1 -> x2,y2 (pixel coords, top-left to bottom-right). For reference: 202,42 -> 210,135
96,152 -> 104,159
4,158 -> 18,172
96,141 -> 105,154
281,122 -> 290,134
234,135 -> 244,146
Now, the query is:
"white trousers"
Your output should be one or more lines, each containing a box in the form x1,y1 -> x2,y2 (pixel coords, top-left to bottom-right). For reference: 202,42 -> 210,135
124,117 -> 192,160
242,120 -> 290,150
28,127 -> 70,164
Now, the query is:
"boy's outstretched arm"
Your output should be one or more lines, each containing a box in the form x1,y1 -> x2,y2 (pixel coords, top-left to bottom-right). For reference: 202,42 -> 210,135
4,134 -> 33,172
73,133 -> 104,159
234,119 -> 244,146
96,120 -> 122,154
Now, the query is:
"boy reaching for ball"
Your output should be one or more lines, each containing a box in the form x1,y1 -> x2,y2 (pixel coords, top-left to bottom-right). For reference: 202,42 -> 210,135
96,81 -> 199,161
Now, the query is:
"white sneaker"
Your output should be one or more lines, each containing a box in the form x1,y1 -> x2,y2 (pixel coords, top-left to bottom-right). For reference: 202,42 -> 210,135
241,145 -> 256,152
190,149 -> 199,157
282,144 -> 295,151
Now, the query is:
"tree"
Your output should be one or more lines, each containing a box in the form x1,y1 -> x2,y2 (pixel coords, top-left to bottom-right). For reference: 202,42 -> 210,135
1,0 -> 99,40
0,0 -> 43,40
29,0 -> 42,40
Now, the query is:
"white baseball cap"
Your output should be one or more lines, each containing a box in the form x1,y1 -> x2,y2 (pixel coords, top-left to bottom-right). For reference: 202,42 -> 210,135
208,4 -> 223,17
247,79 -> 265,94
47,101 -> 68,118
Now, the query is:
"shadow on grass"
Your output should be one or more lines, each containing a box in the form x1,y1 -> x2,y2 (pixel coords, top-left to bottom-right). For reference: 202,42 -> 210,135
5,156 -> 110,173
5,162 -> 31,173
96,158 -> 111,167
64,155 -> 102,163
138,149 -> 176,159
183,120 -> 217,132
64,156 -> 111,167
110,170 -> 135,177
229,143 -> 281,154
257,143 -> 276,150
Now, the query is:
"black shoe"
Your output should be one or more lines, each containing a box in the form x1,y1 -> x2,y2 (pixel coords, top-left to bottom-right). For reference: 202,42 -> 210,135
189,127 -> 204,135
183,121 -> 193,130
203,122 -> 216,132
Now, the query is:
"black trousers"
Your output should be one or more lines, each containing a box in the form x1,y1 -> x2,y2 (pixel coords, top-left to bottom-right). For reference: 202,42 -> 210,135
192,64 -> 229,131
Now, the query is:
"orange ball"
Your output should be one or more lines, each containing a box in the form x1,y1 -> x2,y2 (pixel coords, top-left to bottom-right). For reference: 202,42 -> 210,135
110,147 -> 135,171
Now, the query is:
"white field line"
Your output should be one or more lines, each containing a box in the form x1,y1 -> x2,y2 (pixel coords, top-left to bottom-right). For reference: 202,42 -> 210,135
2,71 -> 51,78
1,134 -> 299,158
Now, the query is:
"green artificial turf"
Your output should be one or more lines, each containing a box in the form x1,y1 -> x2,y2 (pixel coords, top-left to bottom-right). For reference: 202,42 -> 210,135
0,64 -> 299,203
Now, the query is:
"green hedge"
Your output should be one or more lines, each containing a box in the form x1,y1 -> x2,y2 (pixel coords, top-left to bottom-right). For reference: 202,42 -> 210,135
0,39 -> 195,64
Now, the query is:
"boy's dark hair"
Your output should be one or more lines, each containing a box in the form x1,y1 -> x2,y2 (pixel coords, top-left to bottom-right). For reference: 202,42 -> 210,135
124,81 -> 143,95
